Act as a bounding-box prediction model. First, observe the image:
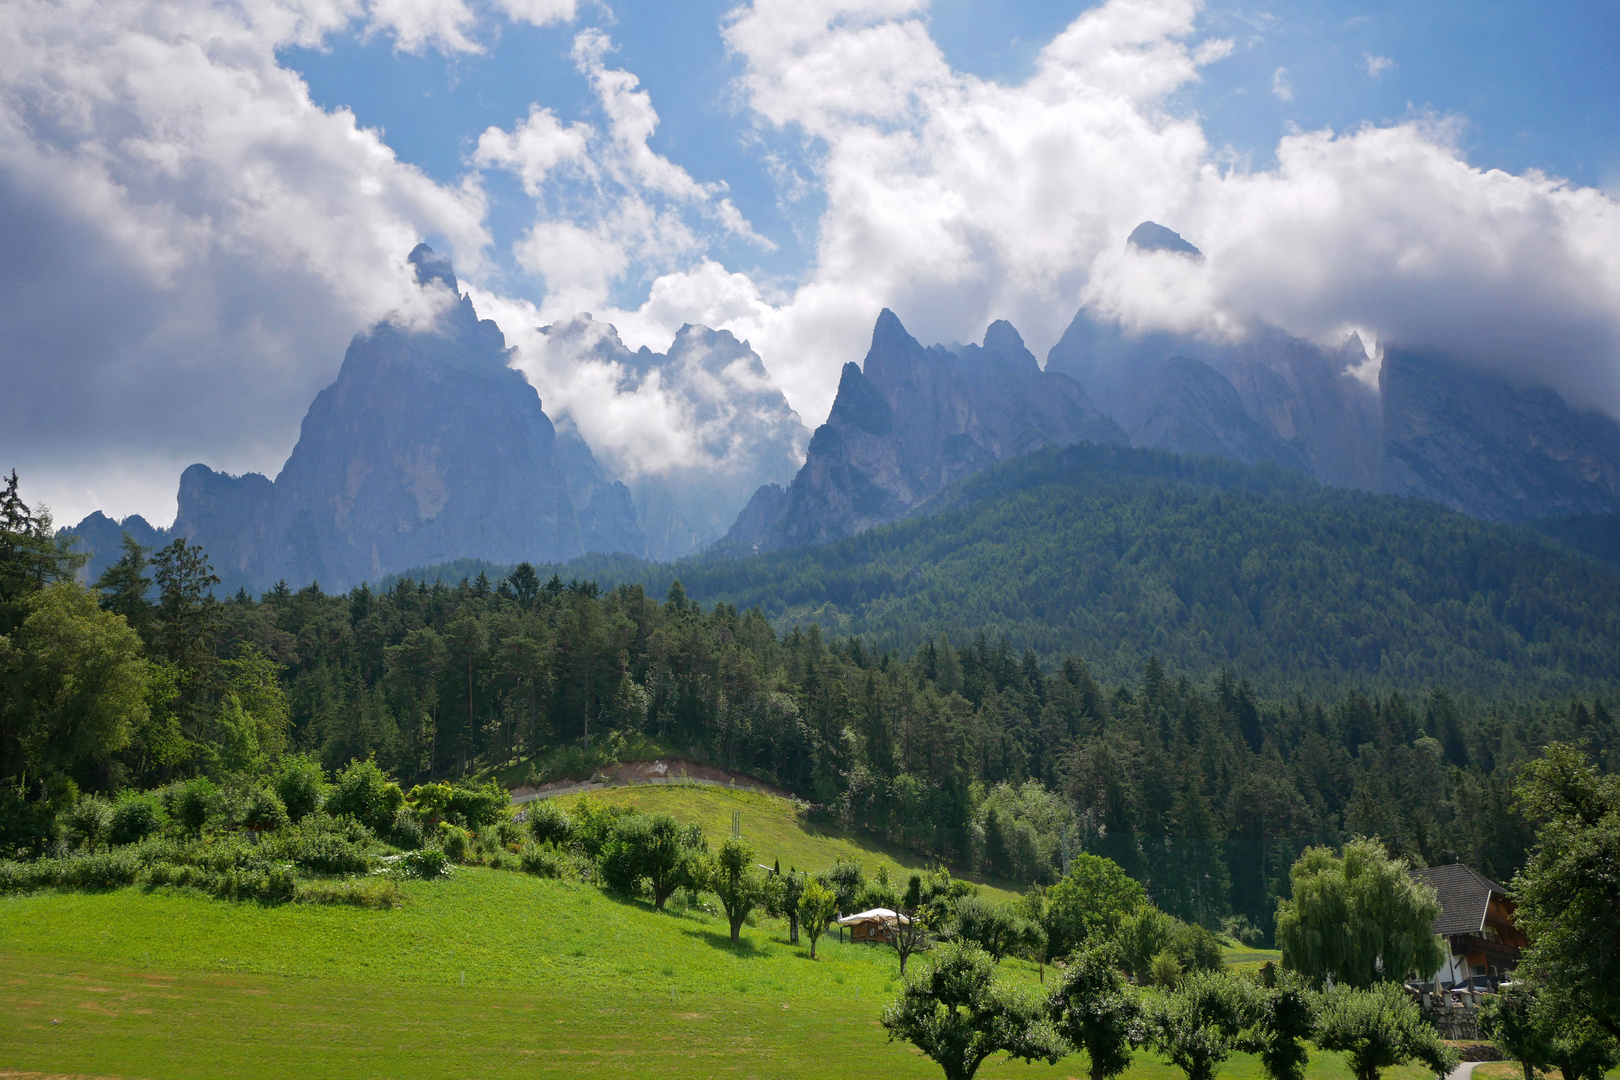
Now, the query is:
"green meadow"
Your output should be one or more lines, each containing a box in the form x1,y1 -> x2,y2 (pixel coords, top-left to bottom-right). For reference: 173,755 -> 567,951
0,784 -> 1434,1080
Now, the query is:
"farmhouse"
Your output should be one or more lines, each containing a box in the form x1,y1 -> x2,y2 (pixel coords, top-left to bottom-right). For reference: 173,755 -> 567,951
837,908 -> 911,945
1410,863 -> 1526,989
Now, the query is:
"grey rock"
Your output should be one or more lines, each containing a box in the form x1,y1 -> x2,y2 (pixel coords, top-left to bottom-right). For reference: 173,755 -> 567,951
1127,221 -> 1204,260
1131,356 -> 1308,471
68,246 -> 644,592
1381,348 -> 1620,521
726,309 -> 1125,551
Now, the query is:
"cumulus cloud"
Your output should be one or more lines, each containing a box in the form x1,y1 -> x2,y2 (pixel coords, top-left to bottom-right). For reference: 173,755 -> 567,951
0,0 -> 502,524
1364,53 -> 1393,77
10,0 -> 1620,529
473,28 -> 773,318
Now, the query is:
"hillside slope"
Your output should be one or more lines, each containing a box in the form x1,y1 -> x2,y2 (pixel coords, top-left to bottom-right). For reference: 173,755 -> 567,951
551,782 -> 1019,901
686,443 -> 1620,693
386,442 -> 1620,696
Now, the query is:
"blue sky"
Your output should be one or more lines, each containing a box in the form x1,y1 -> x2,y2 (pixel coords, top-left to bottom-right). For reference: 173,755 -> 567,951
283,0 -> 1620,298
5,0 -> 1620,525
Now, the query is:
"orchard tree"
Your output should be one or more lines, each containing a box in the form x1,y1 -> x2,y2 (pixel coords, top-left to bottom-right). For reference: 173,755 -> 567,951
1274,837 -> 1443,987
765,868 -> 807,944
1312,983 -> 1457,1080
1144,971 -> 1243,1080
1046,942 -> 1144,1080
798,879 -> 838,959
709,837 -> 765,943
880,942 -> 1063,1080
1231,968 -> 1315,1080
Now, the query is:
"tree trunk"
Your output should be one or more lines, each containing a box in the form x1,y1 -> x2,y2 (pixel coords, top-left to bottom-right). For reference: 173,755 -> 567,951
789,913 -> 799,944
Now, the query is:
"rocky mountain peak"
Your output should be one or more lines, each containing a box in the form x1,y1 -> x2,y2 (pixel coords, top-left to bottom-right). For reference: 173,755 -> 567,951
722,310 -> 1124,553
408,243 -> 459,293
1127,221 -> 1203,260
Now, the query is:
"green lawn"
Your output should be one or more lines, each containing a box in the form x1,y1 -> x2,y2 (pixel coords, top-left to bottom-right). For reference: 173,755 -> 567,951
553,782 -> 1024,902
0,867 -> 1435,1080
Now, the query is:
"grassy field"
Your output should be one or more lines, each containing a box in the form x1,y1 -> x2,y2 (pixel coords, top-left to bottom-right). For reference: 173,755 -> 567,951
0,783 -> 1396,1080
553,782 -> 1025,902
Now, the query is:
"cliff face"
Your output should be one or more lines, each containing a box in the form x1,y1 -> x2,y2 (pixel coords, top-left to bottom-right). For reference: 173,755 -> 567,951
724,310 -> 1125,551
1380,348 -> 1620,522
71,245 -> 642,592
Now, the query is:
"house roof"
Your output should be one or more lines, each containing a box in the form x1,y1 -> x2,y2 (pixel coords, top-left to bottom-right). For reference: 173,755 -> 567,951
837,908 -> 911,926
1410,863 -> 1508,937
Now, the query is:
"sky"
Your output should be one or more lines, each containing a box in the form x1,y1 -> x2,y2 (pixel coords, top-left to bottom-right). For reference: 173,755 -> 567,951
3,0 -> 1619,527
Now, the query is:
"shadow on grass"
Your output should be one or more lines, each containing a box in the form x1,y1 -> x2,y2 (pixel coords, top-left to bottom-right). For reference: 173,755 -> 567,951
678,924 -> 768,957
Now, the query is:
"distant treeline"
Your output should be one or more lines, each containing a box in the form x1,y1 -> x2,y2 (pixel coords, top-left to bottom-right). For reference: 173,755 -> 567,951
387,444 -> 1620,699
7,452 -> 1615,944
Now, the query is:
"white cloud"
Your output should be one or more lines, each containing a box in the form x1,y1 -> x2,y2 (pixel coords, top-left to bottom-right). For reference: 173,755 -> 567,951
1271,66 -> 1293,101
1364,53 -> 1393,77
474,27 -> 774,324
0,0 -> 491,525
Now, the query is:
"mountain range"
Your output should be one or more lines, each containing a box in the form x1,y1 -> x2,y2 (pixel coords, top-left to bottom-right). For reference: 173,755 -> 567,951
65,225 -> 1620,592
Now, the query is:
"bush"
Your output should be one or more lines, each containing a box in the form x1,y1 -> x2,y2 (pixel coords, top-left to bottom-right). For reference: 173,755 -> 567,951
238,786 -> 290,837
446,778 -> 509,828
109,792 -> 168,846
440,825 -> 471,863
62,795 -> 113,850
526,800 -> 571,846
168,777 -> 218,836
388,806 -> 424,850
519,841 -> 566,878
0,782 -> 65,859
269,754 -> 327,822
0,847 -> 142,891
211,863 -> 298,902
397,846 -> 452,879
496,818 -> 526,847
261,815 -> 374,875
326,758 -> 404,834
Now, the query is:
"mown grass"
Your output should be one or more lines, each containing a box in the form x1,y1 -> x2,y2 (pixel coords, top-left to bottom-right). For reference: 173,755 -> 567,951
553,782 -> 1024,902
0,785 -> 1396,1079
0,869 -> 1433,1080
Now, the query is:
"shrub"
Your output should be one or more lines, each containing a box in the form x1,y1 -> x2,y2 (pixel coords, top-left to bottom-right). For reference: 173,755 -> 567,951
261,815 -> 374,875
109,792 -> 168,846
168,777 -> 218,836
519,841 -> 567,878
62,795 -> 113,850
269,754 -> 327,822
211,864 -> 297,902
496,818 -> 526,847
526,800 -> 571,846
446,778 -> 509,828
238,786 -> 290,837
0,782 -> 65,859
326,758 -> 404,834
397,846 -> 452,879
440,825 -> 471,863
388,806 -> 424,850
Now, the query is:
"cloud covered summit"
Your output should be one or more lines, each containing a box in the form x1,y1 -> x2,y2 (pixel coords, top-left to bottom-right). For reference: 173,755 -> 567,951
4,0 -> 1620,527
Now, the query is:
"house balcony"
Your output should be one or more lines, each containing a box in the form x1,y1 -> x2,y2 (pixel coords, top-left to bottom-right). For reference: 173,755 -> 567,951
1448,934 -> 1521,965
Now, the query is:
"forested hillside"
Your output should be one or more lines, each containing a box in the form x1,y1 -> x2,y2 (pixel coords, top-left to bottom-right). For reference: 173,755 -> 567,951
400,443 -> 1620,697
9,453 -> 1618,944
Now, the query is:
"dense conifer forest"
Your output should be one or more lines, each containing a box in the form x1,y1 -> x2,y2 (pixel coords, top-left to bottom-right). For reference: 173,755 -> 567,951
6,466 -> 1618,945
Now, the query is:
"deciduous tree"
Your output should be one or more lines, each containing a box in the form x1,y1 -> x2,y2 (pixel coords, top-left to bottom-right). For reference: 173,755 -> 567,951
880,941 -> 1063,1080
1274,838 -> 1443,987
